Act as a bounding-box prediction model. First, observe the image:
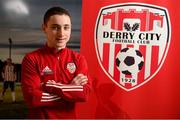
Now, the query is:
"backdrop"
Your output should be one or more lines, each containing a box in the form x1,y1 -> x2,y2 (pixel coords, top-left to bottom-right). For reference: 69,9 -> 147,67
78,0 -> 180,118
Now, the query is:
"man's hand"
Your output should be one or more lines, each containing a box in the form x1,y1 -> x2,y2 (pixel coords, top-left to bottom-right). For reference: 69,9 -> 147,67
71,74 -> 88,86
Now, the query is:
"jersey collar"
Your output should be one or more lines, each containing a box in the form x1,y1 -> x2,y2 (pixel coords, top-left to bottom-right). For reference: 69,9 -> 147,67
44,43 -> 67,56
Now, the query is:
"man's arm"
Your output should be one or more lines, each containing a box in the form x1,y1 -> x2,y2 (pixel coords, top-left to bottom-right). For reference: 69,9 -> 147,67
2,66 -> 5,79
43,55 -> 92,102
21,55 -> 62,108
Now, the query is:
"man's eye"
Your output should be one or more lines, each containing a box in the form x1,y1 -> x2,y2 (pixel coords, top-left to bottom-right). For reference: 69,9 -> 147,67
64,26 -> 70,30
51,27 -> 57,29
51,26 -> 58,30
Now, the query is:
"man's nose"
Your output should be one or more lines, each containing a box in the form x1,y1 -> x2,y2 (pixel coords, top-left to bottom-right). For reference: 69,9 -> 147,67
57,28 -> 64,36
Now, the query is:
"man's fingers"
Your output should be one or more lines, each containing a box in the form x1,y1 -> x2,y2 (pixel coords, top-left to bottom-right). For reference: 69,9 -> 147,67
74,74 -> 84,80
71,78 -> 87,85
79,79 -> 88,86
71,74 -> 88,85
73,74 -> 87,81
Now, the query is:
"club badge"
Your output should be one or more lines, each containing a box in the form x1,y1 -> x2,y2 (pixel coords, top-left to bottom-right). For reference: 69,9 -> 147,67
95,3 -> 171,91
67,62 -> 76,74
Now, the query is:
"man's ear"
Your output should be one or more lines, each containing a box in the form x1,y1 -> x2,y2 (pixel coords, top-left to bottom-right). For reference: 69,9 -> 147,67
42,24 -> 46,33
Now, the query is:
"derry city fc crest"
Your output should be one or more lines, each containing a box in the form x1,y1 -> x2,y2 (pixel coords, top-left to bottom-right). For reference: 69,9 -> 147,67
94,3 -> 171,91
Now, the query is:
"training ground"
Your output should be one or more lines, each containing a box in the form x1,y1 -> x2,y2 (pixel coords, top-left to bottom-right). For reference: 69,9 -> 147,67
0,82 -> 28,119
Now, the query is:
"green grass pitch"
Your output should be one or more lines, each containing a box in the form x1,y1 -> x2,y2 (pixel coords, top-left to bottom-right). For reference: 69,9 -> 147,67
0,82 -> 28,119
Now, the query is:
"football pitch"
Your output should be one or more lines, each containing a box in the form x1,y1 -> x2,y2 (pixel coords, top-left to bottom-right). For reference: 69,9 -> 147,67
0,82 -> 28,119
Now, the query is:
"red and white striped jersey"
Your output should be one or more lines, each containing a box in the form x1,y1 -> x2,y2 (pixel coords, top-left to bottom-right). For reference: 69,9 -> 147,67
2,64 -> 16,81
21,45 -> 92,119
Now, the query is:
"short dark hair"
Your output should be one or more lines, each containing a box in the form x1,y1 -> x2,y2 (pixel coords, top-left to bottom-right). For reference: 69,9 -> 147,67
7,58 -> 12,62
43,6 -> 71,25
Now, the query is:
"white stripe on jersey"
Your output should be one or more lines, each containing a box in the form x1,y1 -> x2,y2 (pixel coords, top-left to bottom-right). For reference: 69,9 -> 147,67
41,92 -> 61,102
46,81 -> 83,91
41,97 -> 60,102
62,89 -> 83,91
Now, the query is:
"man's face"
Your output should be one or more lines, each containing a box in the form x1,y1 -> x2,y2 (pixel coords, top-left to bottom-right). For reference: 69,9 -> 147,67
7,59 -> 12,65
43,14 -> 71,50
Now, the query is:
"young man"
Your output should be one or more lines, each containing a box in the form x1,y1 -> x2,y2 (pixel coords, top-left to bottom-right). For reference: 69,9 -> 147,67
21,6 -> 92,119
1,58 -> 16,102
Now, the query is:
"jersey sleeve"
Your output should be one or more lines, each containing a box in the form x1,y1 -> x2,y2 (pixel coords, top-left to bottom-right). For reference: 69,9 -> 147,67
21,55 -> 62,108
43,55 -> 92,102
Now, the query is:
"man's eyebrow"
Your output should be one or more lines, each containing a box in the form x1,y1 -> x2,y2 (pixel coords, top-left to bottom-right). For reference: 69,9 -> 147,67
50,24 -> 60,26
51,24 -> 71,26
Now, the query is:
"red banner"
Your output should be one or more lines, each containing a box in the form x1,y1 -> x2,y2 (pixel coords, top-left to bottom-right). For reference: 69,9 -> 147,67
79,0 -> 180,118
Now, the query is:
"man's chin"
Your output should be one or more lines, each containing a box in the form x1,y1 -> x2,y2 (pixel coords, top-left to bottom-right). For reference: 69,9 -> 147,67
56,45 -> 65,50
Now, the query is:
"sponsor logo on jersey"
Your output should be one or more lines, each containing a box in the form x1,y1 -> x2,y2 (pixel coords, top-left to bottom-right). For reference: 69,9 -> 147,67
95,3 -> 171,91
41,66 -> 54,75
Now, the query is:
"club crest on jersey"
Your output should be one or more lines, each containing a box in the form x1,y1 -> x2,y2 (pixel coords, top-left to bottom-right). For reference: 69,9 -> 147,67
41,66 -> 53,75
94,3 -> 171,91
67,62 -> 76,74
